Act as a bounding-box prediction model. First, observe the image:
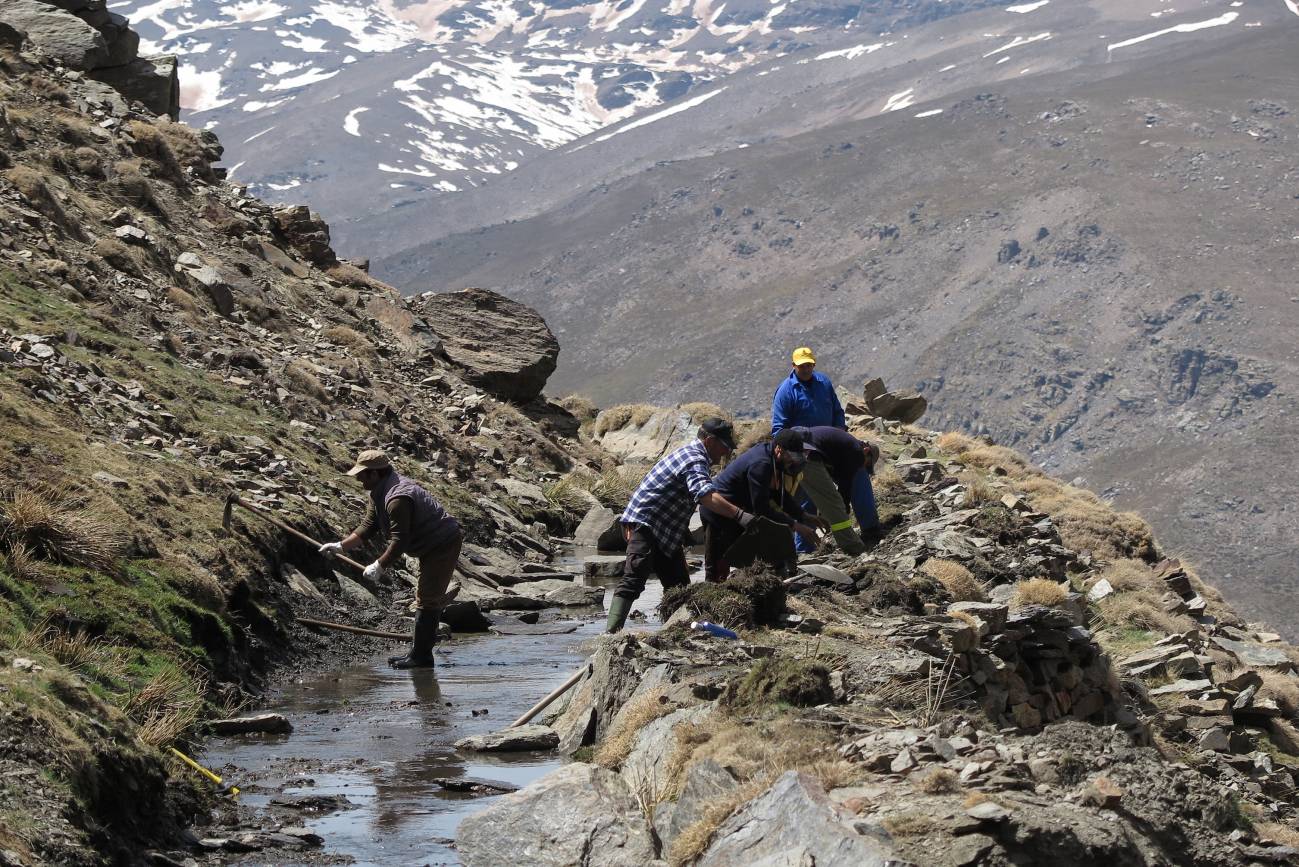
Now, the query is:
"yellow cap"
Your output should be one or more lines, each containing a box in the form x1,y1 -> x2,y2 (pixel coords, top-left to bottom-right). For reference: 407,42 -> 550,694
791,347 -> 816,366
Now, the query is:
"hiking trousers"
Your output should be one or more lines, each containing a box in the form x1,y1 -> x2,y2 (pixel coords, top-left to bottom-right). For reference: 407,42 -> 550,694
415,531 -> 463,611
614,524 -> 690,602
799,459 -> 865,555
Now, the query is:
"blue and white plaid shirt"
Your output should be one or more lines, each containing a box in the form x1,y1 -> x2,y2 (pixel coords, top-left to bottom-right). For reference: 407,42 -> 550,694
620,439 -> 717,553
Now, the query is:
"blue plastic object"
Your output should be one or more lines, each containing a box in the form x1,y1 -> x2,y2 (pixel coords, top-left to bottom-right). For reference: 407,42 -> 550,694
690,621 -> 739,640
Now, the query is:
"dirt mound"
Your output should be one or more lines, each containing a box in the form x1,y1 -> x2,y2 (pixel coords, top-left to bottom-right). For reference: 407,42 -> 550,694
659,566 -> 786,629
727,657 -> 833,709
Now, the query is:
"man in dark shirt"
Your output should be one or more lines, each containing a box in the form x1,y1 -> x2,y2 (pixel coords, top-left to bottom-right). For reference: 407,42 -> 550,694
319,449 -> 463,669
791,426 -> 881,556
700,428 -> 825,581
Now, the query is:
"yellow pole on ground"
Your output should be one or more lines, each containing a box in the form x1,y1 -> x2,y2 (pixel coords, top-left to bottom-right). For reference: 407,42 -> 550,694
168,746 -> 241,796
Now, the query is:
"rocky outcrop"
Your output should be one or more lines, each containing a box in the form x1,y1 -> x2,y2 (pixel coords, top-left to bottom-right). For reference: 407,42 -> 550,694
272,204 -> 338,269
456,763 -> 656,867
699,772 -> 898,866
574,503 -> 625,550
1,0 -> 179,119
859,376 -> 928,424
88,55 -> 179,120
593,405 -> 696,463
407,288 -> 559,402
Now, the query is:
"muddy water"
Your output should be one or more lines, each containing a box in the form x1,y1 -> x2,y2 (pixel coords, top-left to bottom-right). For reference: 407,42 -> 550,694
202,575 -> 663,867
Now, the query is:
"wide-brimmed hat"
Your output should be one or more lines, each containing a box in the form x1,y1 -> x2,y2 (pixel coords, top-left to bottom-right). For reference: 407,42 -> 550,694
346,449 -> 391,476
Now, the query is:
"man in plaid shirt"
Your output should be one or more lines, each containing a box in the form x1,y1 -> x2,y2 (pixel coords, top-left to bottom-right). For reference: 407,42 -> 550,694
607,418 -> 755,632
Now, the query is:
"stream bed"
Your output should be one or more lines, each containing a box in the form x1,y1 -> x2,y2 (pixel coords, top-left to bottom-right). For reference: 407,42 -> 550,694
201,579 -> 663,866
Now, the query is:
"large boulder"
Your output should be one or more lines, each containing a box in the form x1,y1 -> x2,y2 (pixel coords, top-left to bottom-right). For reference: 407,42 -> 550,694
88,55 -> 179,120
698,771 -> 899,866
0,0 -> 108,70
272,204 -> 337,268
408,288 -> 558,402
574,504 -> 626,551
866,388 -> 927,424
595,405 -> 695,463
457,762 -> 656,867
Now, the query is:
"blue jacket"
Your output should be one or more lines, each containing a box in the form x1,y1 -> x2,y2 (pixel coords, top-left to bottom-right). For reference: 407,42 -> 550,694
771,371 -> 845,433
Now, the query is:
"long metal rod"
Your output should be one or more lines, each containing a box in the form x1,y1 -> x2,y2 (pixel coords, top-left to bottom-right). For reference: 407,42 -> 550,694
297,616 -> 409,642
508,665 -> 589,728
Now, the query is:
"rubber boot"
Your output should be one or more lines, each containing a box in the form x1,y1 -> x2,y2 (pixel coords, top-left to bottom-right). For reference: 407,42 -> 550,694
605,596 -> 633,634
389,609 -> 438,669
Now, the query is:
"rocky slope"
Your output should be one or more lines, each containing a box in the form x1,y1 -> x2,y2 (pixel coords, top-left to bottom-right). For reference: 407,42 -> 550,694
460,406 -> 1299,866
378,19 -> 1299,637
0,12 -> 629,864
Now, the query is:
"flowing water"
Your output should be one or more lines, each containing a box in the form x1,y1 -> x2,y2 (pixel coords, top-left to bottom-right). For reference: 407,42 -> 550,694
201,575 -> 664,867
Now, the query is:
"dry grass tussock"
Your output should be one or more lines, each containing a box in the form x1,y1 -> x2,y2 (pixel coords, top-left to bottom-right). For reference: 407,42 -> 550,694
126,120 -> 183,181
107,159 -> 157,210
666,716 -> 856,866
593,403 -> 658,436
563,466 -> 640,509
957,470 -> 999,506
558,394 -> 598,423
125,663 -> 207,748
1256,822 -> 1299,848
871,463 -> 905,496
0,484 -> 122,572
936,431 -> 978,455
325,262 -> 388,290
92,237 -> 143,276
4,166 -> 64,220
1014,475 -> 1155,561
283,360 -> 329,403
948,609 -> 980,630
1100,559 -> 1158,593
1010,578 -> 1068,609
541,476 -> 594,513
1096,591 -> 1195,636
1258,671 -> 1299,718
594,691 -> 676,769
166,286 -> 199,317
321,324 -> 376,356
680,401 -> 726,424
12,620 -> 121,674
921,559 -> 986,602
51,146 -> 104,178
916,767 -> 960,794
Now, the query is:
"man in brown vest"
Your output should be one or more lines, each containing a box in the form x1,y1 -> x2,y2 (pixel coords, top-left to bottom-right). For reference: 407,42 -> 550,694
319,449 -> 463,669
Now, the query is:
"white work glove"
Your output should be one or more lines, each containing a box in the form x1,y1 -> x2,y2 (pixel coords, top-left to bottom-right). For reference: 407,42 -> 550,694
736,510 -> 756,528
318,541 -> 343,558
363,560 -> 383,580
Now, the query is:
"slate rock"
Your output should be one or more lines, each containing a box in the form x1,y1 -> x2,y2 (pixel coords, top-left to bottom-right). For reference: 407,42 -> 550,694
457,763 -> 655,867
654,759 -> 739,852
866,389 -> 927,424
440,600 -> 490,632
1211,636 -> 1292,670
88,54 -> 180,120
0,0 -> 108,70
699,771 -> 898,866
575,504 -> 626,551
209,713 -> 292,735
271,204 -> 337,268
409,288 -> 558,402
454,724 -> 559,752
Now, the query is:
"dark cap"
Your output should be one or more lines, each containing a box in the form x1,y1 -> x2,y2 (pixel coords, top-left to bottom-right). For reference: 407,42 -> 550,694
772,428 -> 806,452
698,417 -> 736,451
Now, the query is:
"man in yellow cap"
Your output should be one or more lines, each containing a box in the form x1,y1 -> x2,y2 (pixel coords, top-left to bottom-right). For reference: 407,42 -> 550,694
319,449 -> 463,669
771,347 -> 846,434
771,347 -> 847,553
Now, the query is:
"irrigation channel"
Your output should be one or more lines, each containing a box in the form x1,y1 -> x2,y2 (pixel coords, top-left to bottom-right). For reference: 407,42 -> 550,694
201,563 -> 665,866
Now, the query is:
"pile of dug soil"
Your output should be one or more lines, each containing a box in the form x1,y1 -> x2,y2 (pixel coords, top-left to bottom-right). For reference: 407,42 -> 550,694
659,566 -> 786,628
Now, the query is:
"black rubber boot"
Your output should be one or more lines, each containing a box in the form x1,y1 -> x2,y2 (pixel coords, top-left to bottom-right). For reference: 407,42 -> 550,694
389,609 -> 438,669
605,596 -> 633,634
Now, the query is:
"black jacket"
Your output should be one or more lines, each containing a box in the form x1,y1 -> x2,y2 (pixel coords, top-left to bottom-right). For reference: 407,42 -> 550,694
702,443 -> 804,526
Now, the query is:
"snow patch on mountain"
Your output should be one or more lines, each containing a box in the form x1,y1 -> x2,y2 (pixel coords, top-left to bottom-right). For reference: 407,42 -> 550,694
1107,12 -> 1239,53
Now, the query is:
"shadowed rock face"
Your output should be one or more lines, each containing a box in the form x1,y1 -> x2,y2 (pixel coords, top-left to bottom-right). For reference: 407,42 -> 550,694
408,287 -> 559,402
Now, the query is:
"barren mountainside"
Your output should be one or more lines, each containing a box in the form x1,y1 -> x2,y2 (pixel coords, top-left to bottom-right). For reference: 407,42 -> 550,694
379,21 -> 1299,638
